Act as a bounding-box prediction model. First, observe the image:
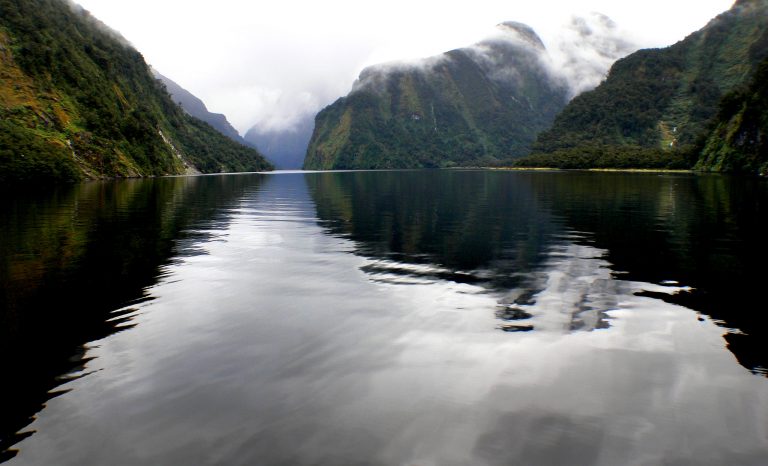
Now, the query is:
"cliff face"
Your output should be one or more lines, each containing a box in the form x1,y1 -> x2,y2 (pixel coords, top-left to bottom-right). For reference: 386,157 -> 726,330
303,23 -> 570,170
0,0 -> 272,183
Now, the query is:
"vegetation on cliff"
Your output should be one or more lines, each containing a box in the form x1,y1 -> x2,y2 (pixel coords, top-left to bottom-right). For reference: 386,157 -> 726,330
0,0 -> 271,183
304,23 -> 569,170
522,0 -> 768,173
694,56 -> 768,174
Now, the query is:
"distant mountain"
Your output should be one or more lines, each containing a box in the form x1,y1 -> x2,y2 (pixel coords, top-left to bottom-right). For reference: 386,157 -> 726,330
525,0 -> 768,172
304,22 -> 571,170
0,0 -> 272,183
152,69 -> 249,146
244,115 -> 314,169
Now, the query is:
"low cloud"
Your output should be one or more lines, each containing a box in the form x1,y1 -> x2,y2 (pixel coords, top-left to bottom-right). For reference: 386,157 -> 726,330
75,0 -> 732,138
545,12 -> 637,98
343,15 -> 633,105
212,86 -> 322,134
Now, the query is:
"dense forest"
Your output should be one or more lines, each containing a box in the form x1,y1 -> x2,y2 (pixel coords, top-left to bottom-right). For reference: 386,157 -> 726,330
0,0 -> 271,183
513,145 -> 692,170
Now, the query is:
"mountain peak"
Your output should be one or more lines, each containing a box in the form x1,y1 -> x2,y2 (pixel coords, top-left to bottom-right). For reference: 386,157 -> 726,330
495,21 -> 546,50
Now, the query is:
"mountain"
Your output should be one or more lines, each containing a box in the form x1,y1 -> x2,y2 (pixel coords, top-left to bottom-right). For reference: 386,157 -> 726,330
244,115 -> 314,169
526,0 -> 768,171
0,0 -> 272,183
695,56 -> 768,174
304,22 -> 571,170
152,69 -> 249,146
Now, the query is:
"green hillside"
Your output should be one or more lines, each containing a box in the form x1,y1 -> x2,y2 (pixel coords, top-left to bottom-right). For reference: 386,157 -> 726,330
304,23 -> 569,170
0,0 -> 272,184
524,0 -> 768,171
695,56 -> 768,174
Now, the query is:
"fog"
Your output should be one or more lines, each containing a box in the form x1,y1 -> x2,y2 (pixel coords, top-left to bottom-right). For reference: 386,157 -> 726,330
75,0 -> 734,134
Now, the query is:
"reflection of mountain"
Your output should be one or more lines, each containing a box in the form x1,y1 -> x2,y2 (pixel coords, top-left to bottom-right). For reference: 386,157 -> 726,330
306,170 -> 560,289
306,171 -> 623,335
529,172 -> 768,375
0,175 -> 264,461
306,171 -> 768,375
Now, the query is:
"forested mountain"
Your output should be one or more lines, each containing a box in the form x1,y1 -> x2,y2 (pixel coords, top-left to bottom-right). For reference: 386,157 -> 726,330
0,0 -> 272,183
304,23 -> 571,170
524,0 -> 768,171
152,69 -> 250,147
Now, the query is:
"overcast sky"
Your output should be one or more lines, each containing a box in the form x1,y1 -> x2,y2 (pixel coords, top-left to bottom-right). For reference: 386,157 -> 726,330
76,0 -> 734,134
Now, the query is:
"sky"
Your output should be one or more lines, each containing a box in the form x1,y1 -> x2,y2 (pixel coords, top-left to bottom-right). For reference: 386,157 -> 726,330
75,0 -> 735,135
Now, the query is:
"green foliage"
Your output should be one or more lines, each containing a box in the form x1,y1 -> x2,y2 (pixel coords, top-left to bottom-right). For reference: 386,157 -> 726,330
170,114 -> 273,173
515,144 -> 692,170
0,0 -> 271,183
0,119 -> 81,183
534,48 -> 687,152
695,56 -> 768,174
304,40 -> 567,170
532,0 -> 768,171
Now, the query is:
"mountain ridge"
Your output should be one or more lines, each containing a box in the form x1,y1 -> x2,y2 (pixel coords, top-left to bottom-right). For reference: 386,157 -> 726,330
521,0 -> 768,172
303,22 -> 570,170
152,69 -> 250,147
0,0 -> 272,183
303,15 -> 637,170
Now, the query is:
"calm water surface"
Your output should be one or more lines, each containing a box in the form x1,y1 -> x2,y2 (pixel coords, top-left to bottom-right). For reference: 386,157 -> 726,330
1,171 -> 767,465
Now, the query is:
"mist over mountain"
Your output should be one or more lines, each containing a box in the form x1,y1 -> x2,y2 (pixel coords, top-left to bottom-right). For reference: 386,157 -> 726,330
304,22 -> 569,170
244,115 -> 314,169
303,16 -> 635,170
524,0 -> 768,172
152,69 -> 249,146
548,12 -> 637,97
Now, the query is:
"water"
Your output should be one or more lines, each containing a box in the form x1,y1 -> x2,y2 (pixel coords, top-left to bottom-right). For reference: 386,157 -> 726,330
1,170 -> 767,465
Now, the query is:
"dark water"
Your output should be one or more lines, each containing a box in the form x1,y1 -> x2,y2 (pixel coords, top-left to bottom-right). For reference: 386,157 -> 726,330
1,171 -> 767,465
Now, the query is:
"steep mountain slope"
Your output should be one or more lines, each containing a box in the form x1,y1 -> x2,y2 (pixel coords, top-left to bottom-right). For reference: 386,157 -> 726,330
0,0 -> 272,183
530,0 -> 768,166
695,56 -> 768,174
152,69 -> 249,146
304,23 -> 570,170
244,115 -> 314,169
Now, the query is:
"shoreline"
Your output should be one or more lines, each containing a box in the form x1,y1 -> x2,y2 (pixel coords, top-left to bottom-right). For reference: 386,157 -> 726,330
484,167 -> 695,174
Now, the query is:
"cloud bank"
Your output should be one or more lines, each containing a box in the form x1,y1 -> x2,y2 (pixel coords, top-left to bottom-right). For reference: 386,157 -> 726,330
75,0 -> 734,134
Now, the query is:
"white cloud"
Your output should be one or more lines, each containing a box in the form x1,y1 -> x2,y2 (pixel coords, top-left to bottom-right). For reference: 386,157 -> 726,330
546,13 -> 638,98
75,0 -> 734,134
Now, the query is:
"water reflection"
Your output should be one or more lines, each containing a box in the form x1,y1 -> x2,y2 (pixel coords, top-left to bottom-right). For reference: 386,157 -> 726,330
0,175 -> 264,461
307,170 -> 559,293
3,171 -> 768,465
307,170 -> 768,373
527,172 -> 768,375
